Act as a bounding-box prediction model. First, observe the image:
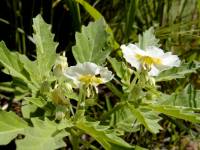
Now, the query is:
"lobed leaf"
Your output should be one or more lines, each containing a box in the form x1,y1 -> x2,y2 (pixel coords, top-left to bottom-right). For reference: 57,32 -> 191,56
0,42 -> 29,82
159,84 -> 200,108
136,27 -> 160,50
108,57 -> 132,83
112,104 -> 141,133
16,118 -> 69,150
33,15 -> 58,78
76,0 -> 119,49
25,97 -> 47,108
76,119 -> 134,150
156,62 -> 200,82
72,19 -> 111,65
0,111 -> 28,145
128,104 -> 162,134
146,104 -> 200,123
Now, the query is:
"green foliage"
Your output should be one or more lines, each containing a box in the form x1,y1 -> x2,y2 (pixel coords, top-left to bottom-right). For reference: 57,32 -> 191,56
72,19 -> 111,64
0,15 -> 58,94
76,0 -> 119,49
146,104 -> 200,123
32,15 -> 58,79
0,1 -> 200,148
0,42 -> 30,83
0,111 -> 28,145
25,97 -> 47,108
0,15 -> 141,149
76,0 -> 102,20
111,104 -> 141,132
128,104 -> 162,134
159,84 -> 200,108
108,57 -> 132,85
16,118 -> 68,150
156,62 -> 200,82
76,119 -> 134,150
64,0 -> 81,31
125,0 -> 138,42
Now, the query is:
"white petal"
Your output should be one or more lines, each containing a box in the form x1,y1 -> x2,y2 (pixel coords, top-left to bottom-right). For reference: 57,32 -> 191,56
121,44 -> 143,70
126,44 -> 146,55
161,53 -> 180,67
121,43 -> 181,76
64,62 -> 113,86
79,62 -> 100,75
145,46 -> 164,57
65,62 -> 99,79
148,65 -> 160,76
99,67 -> 113,83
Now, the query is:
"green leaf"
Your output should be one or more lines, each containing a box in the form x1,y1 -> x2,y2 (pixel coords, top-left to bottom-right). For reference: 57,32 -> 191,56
0,42 -> 29,82
64,0 -> 81,31
108,57 -> 132,83
0,42 -> 39,95
72,19 -> 111,65
125,0 -> 138,41
16,118 -> 69,150
18,54 -> 41,86
0,111 -> 28,145
33,15 -> 58,77
112,104 -> 141,133
25,97 -> 47,108
147,104 -> 200,123
106,82 -> 124,99
0,82 -> 15,92
76,0 -> 102,20
156,62 -> 200,82
76,119 -> 134,150
136,27 -> 160,50
128,104 -> 162,134
159,84 -> 200,108
76,0 -> 119,49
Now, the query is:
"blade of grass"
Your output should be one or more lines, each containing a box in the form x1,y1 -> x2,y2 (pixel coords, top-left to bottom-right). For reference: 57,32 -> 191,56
125,0 -> 138,42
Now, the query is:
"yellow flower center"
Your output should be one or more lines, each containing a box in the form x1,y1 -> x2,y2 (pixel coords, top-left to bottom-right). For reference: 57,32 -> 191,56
136,54 -> 162,70
79,74 -> 103,85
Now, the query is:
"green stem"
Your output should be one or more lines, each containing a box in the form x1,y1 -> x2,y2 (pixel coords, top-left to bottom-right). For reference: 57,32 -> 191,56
106,82 -> 123,99
74,85 -> 86,120
192,87 -> 197,108
101,102 -> 126,120
70,129 -> 80,150
128,70 -> 140,100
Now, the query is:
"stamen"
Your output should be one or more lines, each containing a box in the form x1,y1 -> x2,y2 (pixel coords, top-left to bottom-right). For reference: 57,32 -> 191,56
136,54 -> 162,70
79,74 -> 102,85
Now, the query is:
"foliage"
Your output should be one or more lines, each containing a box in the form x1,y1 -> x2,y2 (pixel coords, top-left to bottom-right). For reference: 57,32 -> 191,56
72,19 -> 111,65
16,118 -> 68,150
0,0 -> 200,149
0,111 -> 28,145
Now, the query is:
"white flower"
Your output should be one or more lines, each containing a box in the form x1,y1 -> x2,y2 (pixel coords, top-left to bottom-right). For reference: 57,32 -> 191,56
121,44 -> 180,76
64,62 -> 113,87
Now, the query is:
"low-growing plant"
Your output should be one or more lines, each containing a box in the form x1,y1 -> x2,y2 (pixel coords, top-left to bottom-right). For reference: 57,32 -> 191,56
0,15 -> 200,150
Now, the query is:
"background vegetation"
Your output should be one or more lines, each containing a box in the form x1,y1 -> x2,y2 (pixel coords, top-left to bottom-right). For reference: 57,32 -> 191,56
0,0 -> 200,149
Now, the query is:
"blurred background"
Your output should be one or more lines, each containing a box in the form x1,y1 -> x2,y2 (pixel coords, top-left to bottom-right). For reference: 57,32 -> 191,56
0,0 -> 200,60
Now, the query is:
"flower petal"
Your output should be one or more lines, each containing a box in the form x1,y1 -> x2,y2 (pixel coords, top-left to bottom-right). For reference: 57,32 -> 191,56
121,43 -> 181,76
161,53 -> 181,67
145,46 -> 164,57
64,62 -> 113,87
126,44 -> 146,55
99,67 -> 113,83
149,65 -> 160,76
121,44 -> 143,70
